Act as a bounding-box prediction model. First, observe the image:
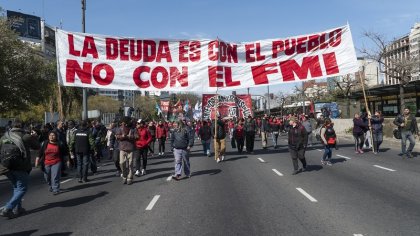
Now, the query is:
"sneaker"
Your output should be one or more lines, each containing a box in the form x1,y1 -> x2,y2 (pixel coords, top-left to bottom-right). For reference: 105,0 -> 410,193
127,179 -> 133,185
292,170 -> 299,175
172,175 -> 181,181
53,191 -> 60,195
122,178 -> 127,184
358,149 -> 364,154
135,170 -> 140,177
186,174 -> 191,178
78,178 -> 83,183
221,155 -> 225,161
0,207 -> 15,219
321,160 -> 326,165
82,178 -> 89,183
216,158 -> 221,163
141,169 -> 146,175
407,153 -> 413,158
326,161 -> 332,166
12,207 -> 26,216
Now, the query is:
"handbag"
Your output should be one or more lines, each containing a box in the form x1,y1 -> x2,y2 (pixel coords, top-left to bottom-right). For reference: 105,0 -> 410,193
393,128 -> 402,139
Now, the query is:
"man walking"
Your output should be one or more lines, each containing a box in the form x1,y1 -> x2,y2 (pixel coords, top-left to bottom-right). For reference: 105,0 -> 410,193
70,120 -> 95,183
0,120 -> 40,218
171,119 -> 194,180
261,114 -> 270,149
244,115 -> 256,154
287,117 -> 308,175
393,108 -> 419,158
115,117 -> 136,185
212,115 -> 227,163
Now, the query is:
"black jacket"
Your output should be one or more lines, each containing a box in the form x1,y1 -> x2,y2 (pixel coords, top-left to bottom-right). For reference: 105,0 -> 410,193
287,123 -> 308,150
0,128 -> 40,173
211,119 -> 226,140
393,114 -> 419,134
171,127 -> 194,149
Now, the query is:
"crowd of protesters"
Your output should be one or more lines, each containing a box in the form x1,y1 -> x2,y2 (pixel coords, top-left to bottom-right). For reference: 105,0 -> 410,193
1,107 -> 419,219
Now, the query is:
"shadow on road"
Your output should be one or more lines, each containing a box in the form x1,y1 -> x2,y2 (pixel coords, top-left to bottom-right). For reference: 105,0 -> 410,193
222,155 -> 248,162
25,191 -> 109,215
2,230 -> 38,236
41,233 -> 73,236
304,165 -> 323,172
148,159 -> 174,166
61,181 -> 111,193
331,158 -> 348,164
191,169 -> 222,176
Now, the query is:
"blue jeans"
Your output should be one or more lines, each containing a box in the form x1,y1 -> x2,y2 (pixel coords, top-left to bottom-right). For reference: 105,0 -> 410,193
44,162 -> 62,192
4,171 -> 29,210
372,132 -> 383,152
401,130 -> 416,155
173,148 -> 190,176
76,153 -> 90,180
322,145 -> 332,161
201,140 -> 211,155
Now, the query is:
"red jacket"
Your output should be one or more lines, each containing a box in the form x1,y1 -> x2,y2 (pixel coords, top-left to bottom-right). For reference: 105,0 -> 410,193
156,125 -> 168,139
135,127 -> 152,148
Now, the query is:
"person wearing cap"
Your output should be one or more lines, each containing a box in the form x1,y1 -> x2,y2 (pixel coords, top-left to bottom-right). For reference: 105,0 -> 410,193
287,116 -> 308,175
115,117 -> 136,185
212,115 -> 227,162
171,119 -> 194,180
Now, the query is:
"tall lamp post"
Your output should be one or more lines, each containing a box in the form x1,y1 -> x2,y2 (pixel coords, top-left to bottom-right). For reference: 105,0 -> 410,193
81,0 -> 88,121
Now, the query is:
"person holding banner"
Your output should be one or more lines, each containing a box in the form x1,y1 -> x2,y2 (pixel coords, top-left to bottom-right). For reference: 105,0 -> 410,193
212,115 -> 227,163
370,111 -> 384,154
353,113 -> 368,154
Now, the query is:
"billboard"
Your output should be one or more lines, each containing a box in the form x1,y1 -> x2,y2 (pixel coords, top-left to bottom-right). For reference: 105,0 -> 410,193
7,10 -> 41,40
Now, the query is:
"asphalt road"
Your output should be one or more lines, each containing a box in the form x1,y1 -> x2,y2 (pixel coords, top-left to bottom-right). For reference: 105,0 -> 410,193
0,134 -> 419,236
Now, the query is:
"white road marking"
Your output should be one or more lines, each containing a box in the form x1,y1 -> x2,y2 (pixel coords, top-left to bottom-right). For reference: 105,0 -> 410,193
272,169 -> 284,176
354,234 -> 364,236
146,195 -> 161,210
336,154 -> 351,160
166,176 -> 172,181
317,149 -> 323,152
373,165 -> 396,172
257,158 -> 266,163
296,188 -> 318,202
60,179 -> 72,184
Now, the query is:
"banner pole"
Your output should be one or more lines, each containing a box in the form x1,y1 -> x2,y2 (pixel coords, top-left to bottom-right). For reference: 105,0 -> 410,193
358,71 -> 374,153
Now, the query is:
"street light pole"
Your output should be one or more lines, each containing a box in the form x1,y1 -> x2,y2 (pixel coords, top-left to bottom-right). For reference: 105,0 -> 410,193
81,0 -> 88,121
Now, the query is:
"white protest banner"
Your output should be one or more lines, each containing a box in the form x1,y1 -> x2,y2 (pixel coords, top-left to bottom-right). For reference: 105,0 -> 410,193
56,25 -> 358,92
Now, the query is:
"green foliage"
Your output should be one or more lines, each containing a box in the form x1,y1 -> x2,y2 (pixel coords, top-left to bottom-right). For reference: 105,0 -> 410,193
88,95 -> 121,113
134,95 -> 157,120
0,19 -> 54,114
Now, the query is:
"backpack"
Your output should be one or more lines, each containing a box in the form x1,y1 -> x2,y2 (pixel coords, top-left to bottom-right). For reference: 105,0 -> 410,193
0,131 -> 26,174
323,125 -> 336,145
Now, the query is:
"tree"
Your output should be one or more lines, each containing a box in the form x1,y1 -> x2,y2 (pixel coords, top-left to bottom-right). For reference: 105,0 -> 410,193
88,95 -> 121,113
360,31 -> 419,113
0,18 -> 55,115
331,75 -> 358,118
134,95 -> 158,120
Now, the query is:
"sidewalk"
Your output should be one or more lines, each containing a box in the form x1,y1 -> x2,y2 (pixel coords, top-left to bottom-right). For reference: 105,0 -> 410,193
338,134 -> 420,153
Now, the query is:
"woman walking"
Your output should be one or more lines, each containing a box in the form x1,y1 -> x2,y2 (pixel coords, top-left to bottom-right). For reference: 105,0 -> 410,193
320,118 -> 336,166
37,131 -> 67,195
353,113 -> 369,154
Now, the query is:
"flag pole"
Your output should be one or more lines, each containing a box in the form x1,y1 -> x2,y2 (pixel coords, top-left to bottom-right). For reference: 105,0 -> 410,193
358,71 -> 374,153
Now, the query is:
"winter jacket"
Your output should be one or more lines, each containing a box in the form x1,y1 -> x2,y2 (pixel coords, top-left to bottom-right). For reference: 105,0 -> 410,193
261,118 -> 270,132
0,128 -> 40,173
199,125 -> 212,141
115,125 -> 135,152
370,115 -> 384,134
38,141 -> 67,166
211,119 -> 226,140
171,127 -> 194,149
135,127 -> 152,149
244,119 -> 256,132
156,125 -> 168,139
287,123 -> 308,150
393,114 -> 419,134
70,128 -> 96,155
353,118 -> 368,135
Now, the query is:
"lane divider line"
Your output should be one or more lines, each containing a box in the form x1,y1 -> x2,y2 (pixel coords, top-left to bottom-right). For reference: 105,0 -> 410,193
166,176 -> 172,181
296,188 -> 318,202
272,169 -> 284,176
257,158 -> 266,163
354,234 -> 364,236
373,165 -> 396,172
146,195 -> 161,211
317,149 -> 323,152
336,154 -> 351,160
60,179 -> 73,184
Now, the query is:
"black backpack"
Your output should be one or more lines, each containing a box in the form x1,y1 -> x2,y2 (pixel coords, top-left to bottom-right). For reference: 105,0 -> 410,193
0,132 -> 26,174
